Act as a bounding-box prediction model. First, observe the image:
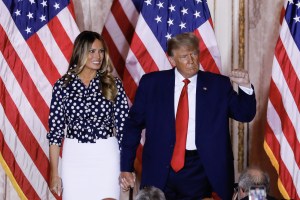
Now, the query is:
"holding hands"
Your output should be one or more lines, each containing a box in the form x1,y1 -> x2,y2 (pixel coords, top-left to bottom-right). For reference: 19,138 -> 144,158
229,69 -> 251,88
119,172 -> 136,192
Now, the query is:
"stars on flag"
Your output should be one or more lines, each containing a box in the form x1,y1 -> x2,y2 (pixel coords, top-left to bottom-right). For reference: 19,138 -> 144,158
15,9 -> 21,16
157,1 -> 164,9
165,32 -> 172,40
194,11 -> 201,18
25,27 -> 31,34
181,7 -> 188,15
288,1 -> 300,23
140,0 -> 209,51
40,15 -> 46,22
169,4 -> 175,12
27,12 -> 33,19
145,0 -> 152,6
41,0 -> 47,7
53,2 -> 60,10
155,15 -> 162,23
5,0 -> 68,39
167,18 -> 174,26
179,21 -> 186,29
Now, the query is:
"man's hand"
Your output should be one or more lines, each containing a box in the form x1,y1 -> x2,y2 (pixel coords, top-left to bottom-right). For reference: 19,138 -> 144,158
229,69 -> 251,88
119,172 -> 136,192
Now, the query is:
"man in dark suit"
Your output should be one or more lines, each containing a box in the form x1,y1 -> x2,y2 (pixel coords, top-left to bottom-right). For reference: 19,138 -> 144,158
233,167 -> 277,200
119,32 -> 256,200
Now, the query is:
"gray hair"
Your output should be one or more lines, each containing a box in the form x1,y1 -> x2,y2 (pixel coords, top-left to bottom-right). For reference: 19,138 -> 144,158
135,186 -> 166,200
238,167 -> 270,193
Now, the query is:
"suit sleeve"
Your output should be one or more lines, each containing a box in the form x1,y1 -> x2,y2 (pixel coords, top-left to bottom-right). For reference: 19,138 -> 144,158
120,75 -> 148,172
228,82 -> 256,122
113,77 -> 130,147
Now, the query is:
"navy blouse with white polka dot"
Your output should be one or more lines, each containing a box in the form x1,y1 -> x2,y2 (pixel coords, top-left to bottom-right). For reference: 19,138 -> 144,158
47,73 -> 129,147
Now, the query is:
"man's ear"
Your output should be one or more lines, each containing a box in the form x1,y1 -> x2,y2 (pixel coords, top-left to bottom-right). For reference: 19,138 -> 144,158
168,56 -> 176,67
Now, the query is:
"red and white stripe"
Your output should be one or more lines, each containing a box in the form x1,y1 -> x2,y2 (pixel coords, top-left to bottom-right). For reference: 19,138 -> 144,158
102,0 -> 222,183
264,1 -> 300,199
0,0 -> 79,199
103,0 -> 221,102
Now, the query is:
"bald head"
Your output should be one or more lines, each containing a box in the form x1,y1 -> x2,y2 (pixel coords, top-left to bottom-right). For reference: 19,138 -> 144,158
238,167 -> 270,193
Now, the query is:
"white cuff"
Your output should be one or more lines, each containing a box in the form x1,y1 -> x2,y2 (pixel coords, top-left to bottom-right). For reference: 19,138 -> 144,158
239,85 -> 253,95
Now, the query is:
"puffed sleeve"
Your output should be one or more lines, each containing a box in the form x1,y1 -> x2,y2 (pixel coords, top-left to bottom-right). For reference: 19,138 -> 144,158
46,80 -> 66,146
113,77 -> 129,146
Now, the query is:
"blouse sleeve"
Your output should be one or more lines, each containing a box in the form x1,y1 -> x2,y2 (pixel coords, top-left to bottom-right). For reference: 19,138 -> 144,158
113,78 -> 129,146
46,81 -> 66,146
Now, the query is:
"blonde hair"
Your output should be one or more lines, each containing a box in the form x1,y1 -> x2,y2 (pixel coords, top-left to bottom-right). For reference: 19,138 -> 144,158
167,32 -> 199,56
62,31 -> 117,101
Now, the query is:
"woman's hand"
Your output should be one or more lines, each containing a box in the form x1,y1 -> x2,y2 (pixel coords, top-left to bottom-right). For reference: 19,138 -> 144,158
119,172 -> 136,192
50,175 -> 63,196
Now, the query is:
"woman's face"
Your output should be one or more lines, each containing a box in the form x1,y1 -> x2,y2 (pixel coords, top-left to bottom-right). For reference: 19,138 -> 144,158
84,39 -> 105,71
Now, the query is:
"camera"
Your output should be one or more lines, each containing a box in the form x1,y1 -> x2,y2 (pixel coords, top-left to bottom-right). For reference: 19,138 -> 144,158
248,185 -> 267,200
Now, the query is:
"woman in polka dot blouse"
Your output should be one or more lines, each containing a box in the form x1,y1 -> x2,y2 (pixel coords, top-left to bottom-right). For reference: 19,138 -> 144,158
47,31 -> 129,200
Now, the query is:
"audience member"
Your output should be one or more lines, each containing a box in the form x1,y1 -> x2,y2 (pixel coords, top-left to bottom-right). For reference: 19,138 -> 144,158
233,167 -> 277,200
135,186 -> 166,200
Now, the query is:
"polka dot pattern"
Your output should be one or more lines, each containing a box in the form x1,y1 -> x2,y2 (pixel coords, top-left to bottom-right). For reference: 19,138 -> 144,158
47,74 -> 129,147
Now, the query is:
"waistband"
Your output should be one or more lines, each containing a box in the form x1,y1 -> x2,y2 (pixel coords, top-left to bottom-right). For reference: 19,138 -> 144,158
185,150 -> 198,157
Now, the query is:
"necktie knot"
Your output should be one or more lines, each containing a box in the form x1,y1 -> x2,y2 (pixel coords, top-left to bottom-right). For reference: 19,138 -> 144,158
183,78 -> 190,85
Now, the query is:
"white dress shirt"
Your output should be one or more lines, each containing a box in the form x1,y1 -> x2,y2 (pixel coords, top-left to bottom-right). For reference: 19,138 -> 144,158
174,69 -> 254,150
174,69 -> 197,150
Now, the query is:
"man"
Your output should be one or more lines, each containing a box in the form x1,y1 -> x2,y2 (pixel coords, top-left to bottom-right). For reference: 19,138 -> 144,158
120,32 -> 256,199
233,167 -> 277,200
135,186 -> 166,200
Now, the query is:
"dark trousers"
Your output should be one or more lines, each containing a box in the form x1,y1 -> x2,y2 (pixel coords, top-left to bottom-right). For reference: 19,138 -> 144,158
164,150 -> 212,200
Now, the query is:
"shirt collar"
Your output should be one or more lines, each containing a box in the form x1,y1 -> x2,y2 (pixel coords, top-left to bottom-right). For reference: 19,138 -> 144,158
174,68 -> 197,85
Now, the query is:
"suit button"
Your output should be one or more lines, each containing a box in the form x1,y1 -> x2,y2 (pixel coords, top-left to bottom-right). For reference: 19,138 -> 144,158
166,165 -> 169,169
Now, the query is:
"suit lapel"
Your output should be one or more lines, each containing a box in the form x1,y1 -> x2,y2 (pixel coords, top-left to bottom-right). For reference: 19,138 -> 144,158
195,71 -> 208,137
161,69 -> 176,140
163,69 -> 176,121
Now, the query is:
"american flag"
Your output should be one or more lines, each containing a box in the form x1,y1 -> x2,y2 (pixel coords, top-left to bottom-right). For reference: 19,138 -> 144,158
103,0 -> 221,198
0,0 -> 79,199
102,0 -> 221,103
264,0 -> 300,199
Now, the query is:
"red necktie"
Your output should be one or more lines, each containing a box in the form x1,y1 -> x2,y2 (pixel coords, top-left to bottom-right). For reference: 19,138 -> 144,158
171,78 -> 190,172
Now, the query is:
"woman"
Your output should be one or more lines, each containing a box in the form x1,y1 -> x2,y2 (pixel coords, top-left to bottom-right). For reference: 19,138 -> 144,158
47,31 -> 129,200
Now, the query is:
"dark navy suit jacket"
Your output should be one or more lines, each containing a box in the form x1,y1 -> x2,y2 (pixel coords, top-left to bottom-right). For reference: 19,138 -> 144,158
121,68 -> 256,200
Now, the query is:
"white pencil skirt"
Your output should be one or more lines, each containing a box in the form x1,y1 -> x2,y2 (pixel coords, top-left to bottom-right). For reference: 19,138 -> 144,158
61,137 -> 120,200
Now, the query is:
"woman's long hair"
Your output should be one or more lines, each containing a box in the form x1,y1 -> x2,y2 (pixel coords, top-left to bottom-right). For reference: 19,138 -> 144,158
62,31 -> 117,101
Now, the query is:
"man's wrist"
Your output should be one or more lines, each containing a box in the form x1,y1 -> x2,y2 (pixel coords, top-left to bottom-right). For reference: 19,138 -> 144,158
239,85 -> 253,95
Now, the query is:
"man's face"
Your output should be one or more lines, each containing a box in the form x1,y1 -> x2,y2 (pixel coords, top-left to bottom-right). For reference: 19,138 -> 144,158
169,45 -> 199,78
